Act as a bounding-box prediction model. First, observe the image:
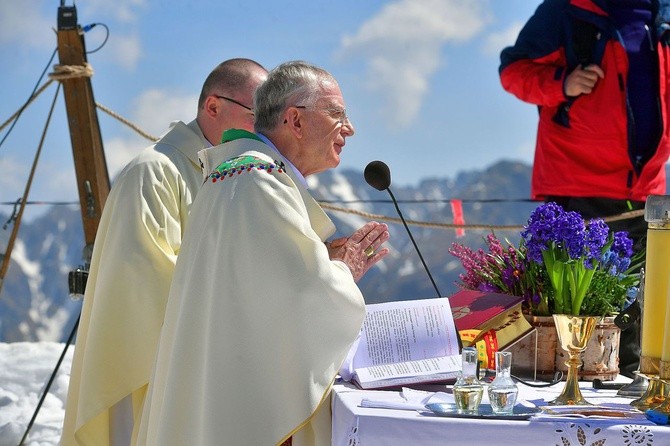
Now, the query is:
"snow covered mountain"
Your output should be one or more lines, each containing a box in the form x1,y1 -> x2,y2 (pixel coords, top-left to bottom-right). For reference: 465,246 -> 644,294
0,159 -> 536,343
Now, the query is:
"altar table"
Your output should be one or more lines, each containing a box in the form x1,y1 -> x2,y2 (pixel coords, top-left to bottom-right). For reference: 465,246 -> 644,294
331,379 -> 670,446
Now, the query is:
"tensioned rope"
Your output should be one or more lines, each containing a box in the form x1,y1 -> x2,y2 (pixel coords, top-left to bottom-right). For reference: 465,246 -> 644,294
0,65 -> 647,233
9,61 -> 99,446
0,84 -> 61,294
0,81 -> 55,135
0,57 -> 651,443
96,102 -> 159,142
0,63 -> 94,134
320,203 -> 645,231
50,62 -> 94,80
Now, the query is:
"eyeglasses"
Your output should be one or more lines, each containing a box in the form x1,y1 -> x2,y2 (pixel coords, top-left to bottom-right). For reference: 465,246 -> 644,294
214,95 -> 253,112
295,105 -> 350,126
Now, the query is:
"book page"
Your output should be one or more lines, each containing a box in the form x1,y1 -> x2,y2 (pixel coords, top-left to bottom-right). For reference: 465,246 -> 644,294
351,298 -> 459,370
355,355 -> 461,384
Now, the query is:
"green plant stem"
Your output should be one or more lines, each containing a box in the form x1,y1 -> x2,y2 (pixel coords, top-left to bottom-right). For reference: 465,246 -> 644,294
572,264 -> 596,315
544,249 -> 565,313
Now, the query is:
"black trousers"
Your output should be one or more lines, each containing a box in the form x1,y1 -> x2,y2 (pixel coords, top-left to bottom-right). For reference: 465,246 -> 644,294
545,196 -> 645,378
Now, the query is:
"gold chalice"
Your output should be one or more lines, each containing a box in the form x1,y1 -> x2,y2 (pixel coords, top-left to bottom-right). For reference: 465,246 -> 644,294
550,314 -> 600,406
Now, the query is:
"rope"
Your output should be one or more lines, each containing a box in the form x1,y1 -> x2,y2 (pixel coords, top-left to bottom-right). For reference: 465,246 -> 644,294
321,203 -> 526,231
2,199 -> 21,230
1,63 -> 92,135
18,315 -> 79,446
50,62 -> 160,141
599,208 -> 645,222
0,201 -> 646,234
0,84 -> 61,295
95,102 -> 159,142
0,80 -> 55,134
0,60 -> 650,237
48,63 -> 94,81
319,203 -> 645,232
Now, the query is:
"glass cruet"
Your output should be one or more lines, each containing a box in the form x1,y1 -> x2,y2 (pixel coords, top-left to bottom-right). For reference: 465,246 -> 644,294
487,351 -> 519,414
453,346 -> 484,414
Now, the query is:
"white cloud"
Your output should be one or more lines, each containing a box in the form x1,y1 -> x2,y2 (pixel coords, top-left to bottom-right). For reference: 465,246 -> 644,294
104,136 -> 145,179
103,89 -> 197,178
131,90 -> 196,135
337,0 -> 492,128
79,0 -> 147,71
0,156 -> 24,199
1,87 -> 194,203
0,3 -> 53,49
80,0 -> 148,24
0,1 -> 146,71
483,22 -> 523,56
35,162 -> 78,202
107,33 -> 143,70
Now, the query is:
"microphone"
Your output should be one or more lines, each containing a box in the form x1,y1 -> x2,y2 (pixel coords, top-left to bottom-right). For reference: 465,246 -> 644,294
364,161 -> 442,298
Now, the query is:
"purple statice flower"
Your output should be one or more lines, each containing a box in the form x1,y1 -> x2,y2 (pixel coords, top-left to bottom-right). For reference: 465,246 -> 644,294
486,233 -> 505,257
450,234 -> 529,296
449,243 -> 489,289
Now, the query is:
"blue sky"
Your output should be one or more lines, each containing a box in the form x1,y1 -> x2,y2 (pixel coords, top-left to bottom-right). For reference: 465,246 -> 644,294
1,0 -> 542,220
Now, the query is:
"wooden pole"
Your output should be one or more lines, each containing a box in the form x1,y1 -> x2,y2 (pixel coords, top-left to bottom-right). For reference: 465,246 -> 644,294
15,8 -> 112,442
56,9 -> 110,256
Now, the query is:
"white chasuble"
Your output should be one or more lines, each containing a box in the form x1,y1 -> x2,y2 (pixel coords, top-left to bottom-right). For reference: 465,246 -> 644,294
62,121 -> 207,446
137,138 -> 366,445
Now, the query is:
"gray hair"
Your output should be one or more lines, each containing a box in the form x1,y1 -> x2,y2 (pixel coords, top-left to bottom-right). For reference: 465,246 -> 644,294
254,61 -> 336,133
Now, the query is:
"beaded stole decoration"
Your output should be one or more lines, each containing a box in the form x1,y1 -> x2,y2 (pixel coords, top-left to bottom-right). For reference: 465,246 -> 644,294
207,155 -> 286,183
207,153 -> 290,445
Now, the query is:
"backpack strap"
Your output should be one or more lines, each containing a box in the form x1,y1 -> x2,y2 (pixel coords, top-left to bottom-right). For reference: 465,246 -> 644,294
571,18 -> 602,67
553,15 -> 607,127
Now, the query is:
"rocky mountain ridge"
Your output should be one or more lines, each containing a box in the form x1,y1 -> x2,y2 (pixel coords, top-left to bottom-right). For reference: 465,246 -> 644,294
0,159 -> 536,342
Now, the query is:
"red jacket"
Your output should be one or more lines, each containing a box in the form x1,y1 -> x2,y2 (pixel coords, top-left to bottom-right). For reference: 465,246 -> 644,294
500,0 -> 670,201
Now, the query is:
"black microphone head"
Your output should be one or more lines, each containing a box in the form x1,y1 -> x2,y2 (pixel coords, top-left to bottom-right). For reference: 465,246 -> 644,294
364,160 -> 391,191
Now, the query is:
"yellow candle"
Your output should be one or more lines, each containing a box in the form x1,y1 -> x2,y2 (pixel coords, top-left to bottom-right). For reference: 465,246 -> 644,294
642,228 -> 670,360
663,276 -> 670,365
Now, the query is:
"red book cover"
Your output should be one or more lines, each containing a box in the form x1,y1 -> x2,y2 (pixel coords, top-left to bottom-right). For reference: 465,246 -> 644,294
448,289 -> 525,332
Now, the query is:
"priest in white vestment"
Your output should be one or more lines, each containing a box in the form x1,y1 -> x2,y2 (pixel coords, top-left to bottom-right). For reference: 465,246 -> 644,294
61,59 -> 268,446
136,61 -> 390,445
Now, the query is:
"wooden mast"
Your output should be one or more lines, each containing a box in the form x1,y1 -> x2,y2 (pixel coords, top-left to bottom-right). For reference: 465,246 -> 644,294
56,4 -> 110,269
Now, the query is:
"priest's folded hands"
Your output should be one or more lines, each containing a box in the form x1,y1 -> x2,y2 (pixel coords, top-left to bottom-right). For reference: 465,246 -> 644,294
326,221 -> 390,281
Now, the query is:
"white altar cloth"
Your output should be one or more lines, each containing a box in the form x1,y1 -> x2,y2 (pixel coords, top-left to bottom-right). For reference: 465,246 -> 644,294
331,379 -> 670,446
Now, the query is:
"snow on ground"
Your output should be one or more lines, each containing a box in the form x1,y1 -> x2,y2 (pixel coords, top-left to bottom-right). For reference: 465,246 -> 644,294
0,342 -> 72,446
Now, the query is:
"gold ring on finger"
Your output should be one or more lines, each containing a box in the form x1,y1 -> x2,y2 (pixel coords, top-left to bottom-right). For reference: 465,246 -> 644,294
364,245 -> 375,258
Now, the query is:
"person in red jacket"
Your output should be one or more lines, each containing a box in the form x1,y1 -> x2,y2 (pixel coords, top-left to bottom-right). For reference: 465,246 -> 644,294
500,0 -> 670,377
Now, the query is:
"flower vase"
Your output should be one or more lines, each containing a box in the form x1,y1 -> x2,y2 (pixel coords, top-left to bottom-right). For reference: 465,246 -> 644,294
550,314 -> 600,406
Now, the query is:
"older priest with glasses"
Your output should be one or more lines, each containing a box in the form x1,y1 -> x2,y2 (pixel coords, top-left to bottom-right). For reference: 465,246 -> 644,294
136,61 -> 390,446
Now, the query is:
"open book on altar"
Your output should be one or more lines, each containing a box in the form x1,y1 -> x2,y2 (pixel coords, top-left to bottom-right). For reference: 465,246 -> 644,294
339,291 -> 535,389
339,297 -> 462,390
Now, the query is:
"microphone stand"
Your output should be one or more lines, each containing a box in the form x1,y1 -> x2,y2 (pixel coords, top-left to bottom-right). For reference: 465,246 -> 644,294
364,160 -> 462,351
384,186 -> 463,351
386,187 -> 441,298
